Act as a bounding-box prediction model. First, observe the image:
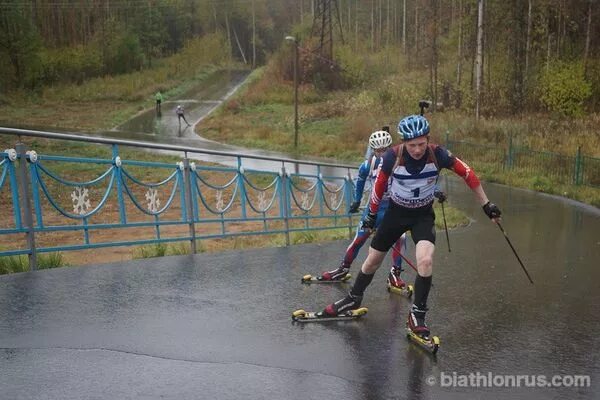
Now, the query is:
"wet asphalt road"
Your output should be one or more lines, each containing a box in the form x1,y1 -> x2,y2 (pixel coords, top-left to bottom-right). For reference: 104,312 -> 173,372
1,179 -> 599,399
101,69 -> 353,177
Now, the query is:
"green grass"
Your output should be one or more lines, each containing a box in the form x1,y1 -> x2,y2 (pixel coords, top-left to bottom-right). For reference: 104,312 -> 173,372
0,252 -> 68,275
132,242 -> 202,259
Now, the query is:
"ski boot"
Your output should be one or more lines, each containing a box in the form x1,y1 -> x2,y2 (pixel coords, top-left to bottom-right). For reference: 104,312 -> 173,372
387,266 -> 413,297
406,307 -> 440,354
318,293 -> 363,318
302,264 -> 351,284
407,308 -> 430,338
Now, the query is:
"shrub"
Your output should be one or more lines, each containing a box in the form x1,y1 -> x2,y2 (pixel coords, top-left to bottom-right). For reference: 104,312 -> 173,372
538,62 -> 592,117
531,175 -> 553,192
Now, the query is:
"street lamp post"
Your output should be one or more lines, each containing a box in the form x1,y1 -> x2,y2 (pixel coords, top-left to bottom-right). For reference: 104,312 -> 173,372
285,36 -> 299,148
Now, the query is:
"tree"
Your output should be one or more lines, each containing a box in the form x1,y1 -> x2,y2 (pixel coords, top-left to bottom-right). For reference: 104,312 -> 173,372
0,4 -> 42,88
475,0 -> 484,119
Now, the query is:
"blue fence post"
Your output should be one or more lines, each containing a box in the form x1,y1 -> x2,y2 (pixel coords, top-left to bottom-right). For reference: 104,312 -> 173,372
5,150 -> 23,229
506,135 -> 514,170
345,169 -> 354,240
112,145 -> 127,224
574,146 -> 582,185
317,165 -> 324,216
191,166 -> 199,221
178,164 -> 187,223
15,143 -> 37,270
183,155 -> 197,254
83,217 -> 90,244
237,156 -> 247,219
29,161 -> 43,228
280,163 -> 290,246
287,171 -> 293,218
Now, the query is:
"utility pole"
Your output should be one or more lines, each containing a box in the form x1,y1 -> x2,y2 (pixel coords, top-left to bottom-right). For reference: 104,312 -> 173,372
310,0 -> 344,60
285,36 -> 299,148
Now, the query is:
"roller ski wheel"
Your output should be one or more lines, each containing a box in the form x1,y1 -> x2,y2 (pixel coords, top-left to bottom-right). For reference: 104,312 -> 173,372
406,328 -> 440,354
301,273 -> 352,284
291,307 -> 368,322
387,283 -> 414,298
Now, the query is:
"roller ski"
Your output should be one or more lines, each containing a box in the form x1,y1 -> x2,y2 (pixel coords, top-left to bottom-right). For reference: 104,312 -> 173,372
301,265 -> 351,284
301,273 -> 352,284
292,293 -> 366,322
386,267 -> 413,297
291,307 -> 368,322
406,309 -> 440,354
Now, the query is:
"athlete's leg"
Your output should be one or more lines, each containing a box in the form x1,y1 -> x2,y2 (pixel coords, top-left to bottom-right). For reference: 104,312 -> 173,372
408,212 -> 436,337
388,233 -> 407,289
320,211 -> 372,281
341,220 -> 372,266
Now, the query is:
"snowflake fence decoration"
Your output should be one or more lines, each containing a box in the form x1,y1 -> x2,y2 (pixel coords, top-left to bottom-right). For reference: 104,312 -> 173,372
257,191 -> 268,212
145,188 -> 161,212
300,192 -> 310,210
330,192 -> 338,208
215,190 -> 225,212
71,186 -> 91,215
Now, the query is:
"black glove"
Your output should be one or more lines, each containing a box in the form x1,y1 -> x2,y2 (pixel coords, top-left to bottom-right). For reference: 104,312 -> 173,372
348,201 -> 361,214
434,189 -> 447,203
483,201 -> 501,219
362,211 -> 377,230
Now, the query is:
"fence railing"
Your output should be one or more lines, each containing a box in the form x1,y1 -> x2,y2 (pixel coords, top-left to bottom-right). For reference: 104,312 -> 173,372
0,128 -> 364,271
446,135 -> 600,188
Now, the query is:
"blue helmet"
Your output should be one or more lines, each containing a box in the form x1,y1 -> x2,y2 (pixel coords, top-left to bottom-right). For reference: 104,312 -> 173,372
397,115 -> 430,140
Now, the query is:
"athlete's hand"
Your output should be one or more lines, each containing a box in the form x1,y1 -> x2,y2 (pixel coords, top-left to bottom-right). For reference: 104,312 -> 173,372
348,201 -> 361,214
434,190 -> 447,204
362,211 -> 377,230
483,201 -> 501,220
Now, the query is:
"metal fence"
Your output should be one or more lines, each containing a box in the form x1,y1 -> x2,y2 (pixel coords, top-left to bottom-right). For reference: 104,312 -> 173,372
446,136 -> 600,188
0,128 -> 363,270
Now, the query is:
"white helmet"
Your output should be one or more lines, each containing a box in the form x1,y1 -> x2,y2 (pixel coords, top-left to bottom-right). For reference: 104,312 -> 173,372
369,130 -> 392,150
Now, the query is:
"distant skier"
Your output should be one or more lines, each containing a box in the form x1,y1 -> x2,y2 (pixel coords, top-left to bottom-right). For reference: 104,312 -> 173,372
176,105 -> 190,126
155,91 -> 163,113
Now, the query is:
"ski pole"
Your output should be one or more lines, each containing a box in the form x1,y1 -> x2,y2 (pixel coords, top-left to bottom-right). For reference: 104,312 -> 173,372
392,244 -> 418,274
496,222 -> 534,285
440,201 -> 451,252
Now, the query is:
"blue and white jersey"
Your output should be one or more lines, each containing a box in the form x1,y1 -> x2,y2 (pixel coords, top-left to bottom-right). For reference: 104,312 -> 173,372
355,155 -> 391,203
389,158 -> 439,208
369,144 -> 457,213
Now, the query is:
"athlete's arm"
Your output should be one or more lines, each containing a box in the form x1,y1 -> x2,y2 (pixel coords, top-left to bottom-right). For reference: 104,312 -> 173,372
354,159 -> 370,202
368,147 -> 397,213
435,145 -> 489,206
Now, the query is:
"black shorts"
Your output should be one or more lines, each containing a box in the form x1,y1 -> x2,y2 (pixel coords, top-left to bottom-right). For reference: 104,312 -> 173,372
370,201 -> 436,252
